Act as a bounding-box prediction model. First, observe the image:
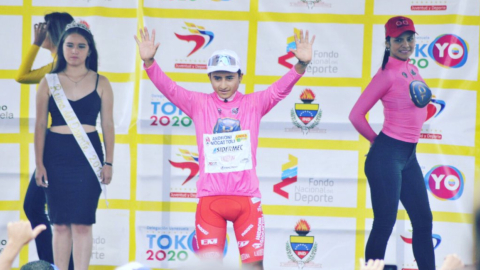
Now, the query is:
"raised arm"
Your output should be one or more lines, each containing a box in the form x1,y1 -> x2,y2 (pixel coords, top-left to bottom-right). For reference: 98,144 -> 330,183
15,22 -> 54,84
134,27 -> 199,116
99,75 -> 115,185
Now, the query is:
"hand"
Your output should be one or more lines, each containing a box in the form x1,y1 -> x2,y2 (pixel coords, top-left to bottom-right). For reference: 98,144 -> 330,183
101,165 -> 112,185
33,22 -> 48,46
359,258 -> 385,270
134,27 -> 160,68
7,221 -> 46,250
439,254 -> 464,270
290,29 -> 315,64
34,166 -> 48,188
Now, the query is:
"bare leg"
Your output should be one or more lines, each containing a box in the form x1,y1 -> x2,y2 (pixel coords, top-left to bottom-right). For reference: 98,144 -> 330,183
71,224 -> 93,270
243,260 -> 263,270
53,224 -> 72,270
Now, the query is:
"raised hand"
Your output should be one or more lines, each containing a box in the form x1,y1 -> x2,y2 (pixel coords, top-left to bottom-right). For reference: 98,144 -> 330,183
290,29 -> 315,74
134,27 -> 160,68
33,22 -> 48,47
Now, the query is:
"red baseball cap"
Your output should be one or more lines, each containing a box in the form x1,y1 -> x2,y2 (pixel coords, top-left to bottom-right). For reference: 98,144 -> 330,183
385,16 -> 417,38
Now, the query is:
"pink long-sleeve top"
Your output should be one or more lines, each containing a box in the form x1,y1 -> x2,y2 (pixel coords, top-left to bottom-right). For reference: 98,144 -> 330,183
145,61 -> 303,198
349,57 -> 428,144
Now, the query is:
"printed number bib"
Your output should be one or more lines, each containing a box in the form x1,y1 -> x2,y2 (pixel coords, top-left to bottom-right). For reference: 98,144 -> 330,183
203,130 -> 252,173
409,80 -> 432,108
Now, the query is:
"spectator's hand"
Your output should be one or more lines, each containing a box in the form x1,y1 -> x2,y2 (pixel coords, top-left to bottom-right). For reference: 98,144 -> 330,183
101,165 -> 113,185
35,165 -> 48,188
439,254 -> 464,270
360,258 -> 385,270
33,22 -> 49,46
7,221 -> 46,250
134,27 -> 160,68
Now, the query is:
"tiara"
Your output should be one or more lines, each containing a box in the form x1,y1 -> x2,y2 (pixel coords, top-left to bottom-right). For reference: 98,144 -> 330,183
65,20 -> 91,34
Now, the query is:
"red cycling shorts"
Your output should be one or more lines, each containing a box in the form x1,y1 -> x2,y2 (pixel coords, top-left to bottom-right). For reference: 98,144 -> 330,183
195,195 -> 265,263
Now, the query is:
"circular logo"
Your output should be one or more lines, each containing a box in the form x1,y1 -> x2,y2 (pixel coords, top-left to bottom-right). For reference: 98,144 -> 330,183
428,34 -> 468,68
424,165 -> 465,200
409,81 -> 432,108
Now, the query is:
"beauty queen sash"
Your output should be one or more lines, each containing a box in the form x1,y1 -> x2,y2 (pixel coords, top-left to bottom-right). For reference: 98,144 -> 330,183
45,73 -> 108,206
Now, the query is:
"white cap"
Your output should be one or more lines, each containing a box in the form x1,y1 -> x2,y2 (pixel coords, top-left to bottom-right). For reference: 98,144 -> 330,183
207,49 -> 241,73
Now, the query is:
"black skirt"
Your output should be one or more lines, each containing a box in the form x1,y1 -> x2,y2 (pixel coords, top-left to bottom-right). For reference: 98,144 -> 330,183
43,131 -> 103,225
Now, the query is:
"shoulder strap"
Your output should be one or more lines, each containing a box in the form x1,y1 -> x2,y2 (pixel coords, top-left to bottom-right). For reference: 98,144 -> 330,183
95,74 -> 100,90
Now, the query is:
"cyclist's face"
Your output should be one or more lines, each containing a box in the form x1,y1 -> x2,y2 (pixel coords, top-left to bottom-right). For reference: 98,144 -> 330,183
209,71 -> 242,99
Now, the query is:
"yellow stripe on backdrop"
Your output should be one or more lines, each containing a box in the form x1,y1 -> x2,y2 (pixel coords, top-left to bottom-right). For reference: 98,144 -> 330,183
0,0 -> 479,269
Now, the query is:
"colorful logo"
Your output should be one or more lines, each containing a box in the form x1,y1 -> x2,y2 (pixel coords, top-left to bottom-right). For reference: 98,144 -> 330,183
425,98 -> 446,122
286,219 -> 317,269
424,165 -> 465,200
291,89 -> 322,134
235,133 -> 248,142
169,149 -> 199,186
278,28 -> 301,69
428,34 -> 469,68
274,155 -> 298,199
213,118 -> 241,133
301,0 -> 321,9
187,231 -> 228,257
401,233 -> 442,250
175,22 -> 214,57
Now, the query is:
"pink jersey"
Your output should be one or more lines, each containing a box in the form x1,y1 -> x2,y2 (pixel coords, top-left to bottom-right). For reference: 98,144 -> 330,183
349,57 -> 428,143
145,61 -> 302,197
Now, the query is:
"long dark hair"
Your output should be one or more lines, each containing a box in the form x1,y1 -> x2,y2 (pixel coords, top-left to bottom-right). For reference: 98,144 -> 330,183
381,36 -> 391,70
52,26 -> 98,73
44,12 -> 74,49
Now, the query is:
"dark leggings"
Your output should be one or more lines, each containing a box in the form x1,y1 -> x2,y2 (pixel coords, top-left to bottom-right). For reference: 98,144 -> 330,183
365,132 -> 435,270
24,173 -> 74,270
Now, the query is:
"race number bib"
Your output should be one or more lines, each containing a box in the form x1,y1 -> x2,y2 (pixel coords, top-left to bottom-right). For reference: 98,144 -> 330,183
203,130 -> 252,173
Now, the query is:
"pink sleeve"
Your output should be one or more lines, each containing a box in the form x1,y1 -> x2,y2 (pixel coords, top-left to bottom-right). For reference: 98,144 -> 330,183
144,60 -> 200,117
256,66 -> 303,116
349,70 -> 392,143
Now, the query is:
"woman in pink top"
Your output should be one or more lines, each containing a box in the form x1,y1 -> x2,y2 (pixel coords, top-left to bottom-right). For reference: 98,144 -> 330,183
349,16 -> 435,270
135,28 -> 314,269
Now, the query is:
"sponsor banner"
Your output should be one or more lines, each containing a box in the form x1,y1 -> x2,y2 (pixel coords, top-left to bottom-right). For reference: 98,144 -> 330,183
32,15 -> 137,73
365,154 -> 474,214
137,143 -> 201,202
0,80 -> 20,134
144,0 -> 250,11
96,82 -> 134,135
0,16 -> 22,70
256,22 -> 363,77
369,88 -> 476,147
90,210 -> 130,266
259,0 -> 365,14
100,144 -> 131,200
371,24 -> 479,81
265,215 -> 356,270
258,148 -> 358,208
257,85 -> 361,140
143,18 -> 249,74
365,219 -> 474,269
0,211 -> 21,268
136,144 -> 168,202
32,0 -> 137,8
135,211 -> 240,269
374,0 -> 480,16
0,144 -> 20,201
0,0 -> 22,5
137,80 -> 245,135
